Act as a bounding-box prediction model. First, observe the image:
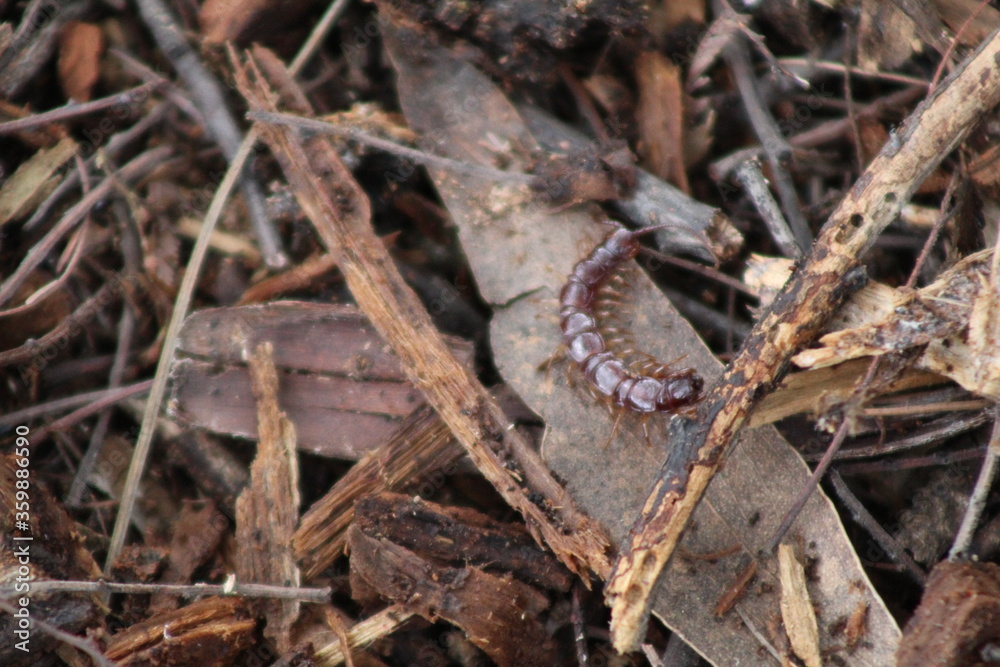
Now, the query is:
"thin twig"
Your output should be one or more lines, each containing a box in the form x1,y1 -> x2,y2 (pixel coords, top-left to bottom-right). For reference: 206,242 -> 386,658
248,110 -> 535,185
732,158 -> 802,258
767,357 -> 881,551
806,411 -> 990,462
22,103 -> 170,233
572,583 -> 591,666
0,381 -> 153,428
948,415 -> 1000,560
862,400 -> 990,417
133,0 -> 287,269
828,470 -> 927,584
0,146 -> 171,308
66,203 -> 141,507
0,82 -> 165,134
721,4 -> 812,253
104,135 -> 252,579
0,579 -> 331,603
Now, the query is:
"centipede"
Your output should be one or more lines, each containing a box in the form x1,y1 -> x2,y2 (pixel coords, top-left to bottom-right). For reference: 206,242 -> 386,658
559,223 -> 704,441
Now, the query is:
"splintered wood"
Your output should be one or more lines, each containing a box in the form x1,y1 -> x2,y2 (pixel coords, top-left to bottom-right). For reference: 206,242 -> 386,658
347,493 -> 564,667
234,342 -> 300,654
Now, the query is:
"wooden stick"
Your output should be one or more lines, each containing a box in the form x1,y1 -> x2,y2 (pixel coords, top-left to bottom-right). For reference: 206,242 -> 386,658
606,28 -> 1000,653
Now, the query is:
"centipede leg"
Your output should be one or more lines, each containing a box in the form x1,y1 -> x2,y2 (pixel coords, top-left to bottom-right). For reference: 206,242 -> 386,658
605,409 -> 626,449
641,417 -> 653,448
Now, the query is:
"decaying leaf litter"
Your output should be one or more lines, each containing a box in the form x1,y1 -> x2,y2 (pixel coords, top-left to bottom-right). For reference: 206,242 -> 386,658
2,0 -> 1000,665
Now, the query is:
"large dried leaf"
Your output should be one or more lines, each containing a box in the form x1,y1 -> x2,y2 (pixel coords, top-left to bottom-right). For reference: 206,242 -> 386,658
384,22 -> 900,664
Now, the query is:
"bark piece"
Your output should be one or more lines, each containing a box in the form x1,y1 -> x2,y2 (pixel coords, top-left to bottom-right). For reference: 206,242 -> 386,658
169,301 -> 471,459
234,342 -> 301,654
353,493 -> 572,592
778,544 -> 821,667
104,596 -> 256,666
347,523 -> 556,667
635,50 -> 689,191
149,501 -> 228,614
0,453 -> 102,667
294,405 -> 461,579
794,249 -> 992,369
897,561 -> 1000,667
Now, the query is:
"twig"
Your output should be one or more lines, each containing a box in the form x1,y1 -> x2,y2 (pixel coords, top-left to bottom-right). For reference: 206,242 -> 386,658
0,280 -> 122,369
0,146 -> 171,308
0,381 -> 153,428
104,133 -> 252,580
732,158 -> 802,258
0,598 -> 114,667
248,110 -> 535,185
828,470 -> 926,584
862,400 -> 990,417
66,204 -> 141,507
606,28 -> 1000,652
767,358 -> 881,552
807,411 -> 991,462
32,374 -> 151,443
948,415 -> 1000,560
315,606 -> 417,667
734,606 -> 782,663
837,445 -> 986,475
22,103 -> 170,233
0,579 -> 331,602
722,5 -> 812,253
133,0 -> 287,270
776,58 -> 932,88
0,82 -> 165,135
572,582 -> 591,666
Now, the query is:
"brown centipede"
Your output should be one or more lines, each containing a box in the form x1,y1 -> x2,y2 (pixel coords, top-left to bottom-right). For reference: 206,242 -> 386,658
559,223 -> 703,441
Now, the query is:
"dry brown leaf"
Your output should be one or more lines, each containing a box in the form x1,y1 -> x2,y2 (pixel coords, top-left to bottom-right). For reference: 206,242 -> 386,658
384,22 -> 899,665
57,21 -> 103,102
104,597 -> 256,665
857,0 -> 922,71
635,51 -> 688,190
0,137 -> 77,227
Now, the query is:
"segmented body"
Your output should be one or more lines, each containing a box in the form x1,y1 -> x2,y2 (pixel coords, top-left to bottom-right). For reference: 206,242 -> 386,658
559,226 -> 703,414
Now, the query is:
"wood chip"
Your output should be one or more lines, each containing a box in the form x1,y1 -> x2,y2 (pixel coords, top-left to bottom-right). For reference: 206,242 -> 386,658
778,544 -> 821,667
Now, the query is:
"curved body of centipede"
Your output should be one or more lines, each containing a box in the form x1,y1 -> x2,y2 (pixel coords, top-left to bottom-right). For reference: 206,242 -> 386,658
559,225 -> 704,417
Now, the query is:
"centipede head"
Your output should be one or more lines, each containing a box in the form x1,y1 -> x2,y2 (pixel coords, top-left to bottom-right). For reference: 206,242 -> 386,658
654,369 -> 704,412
